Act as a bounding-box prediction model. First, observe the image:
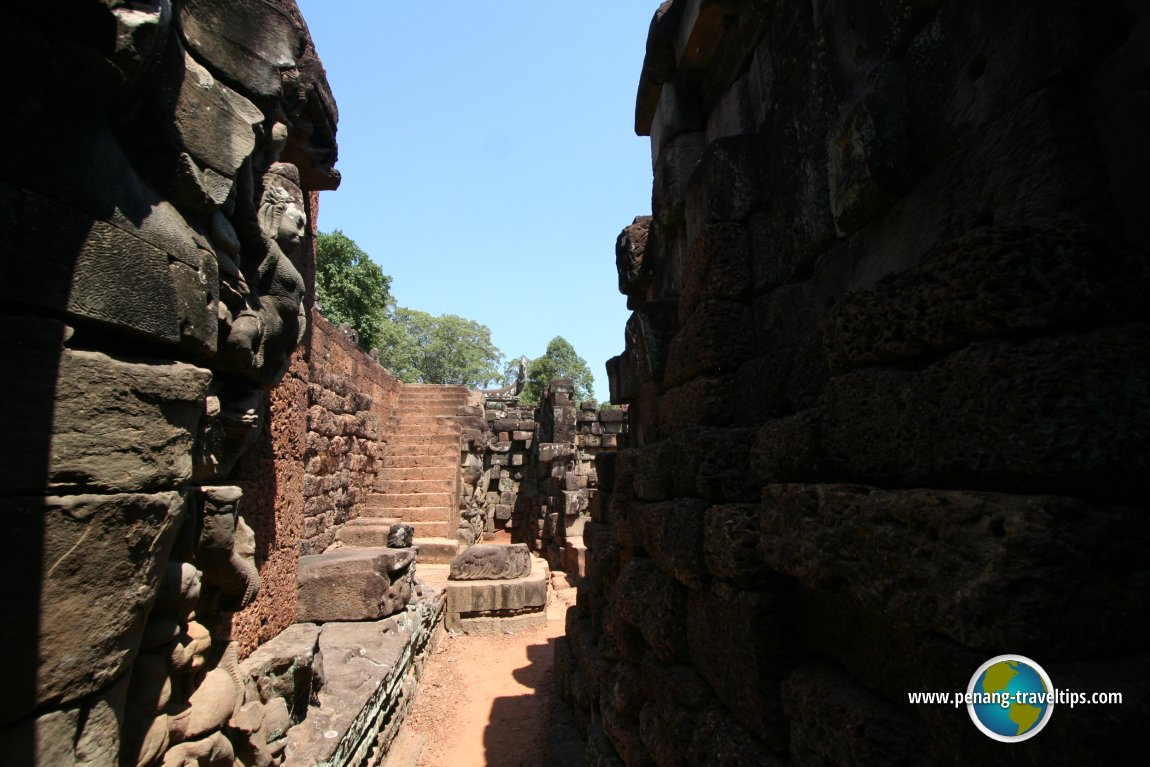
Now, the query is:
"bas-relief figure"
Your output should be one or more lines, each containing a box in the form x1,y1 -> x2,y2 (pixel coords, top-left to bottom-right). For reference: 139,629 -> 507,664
0,1 -> 337,764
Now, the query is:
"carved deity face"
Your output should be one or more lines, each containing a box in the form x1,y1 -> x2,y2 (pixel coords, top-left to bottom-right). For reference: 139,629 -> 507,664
276,201 -> 307,254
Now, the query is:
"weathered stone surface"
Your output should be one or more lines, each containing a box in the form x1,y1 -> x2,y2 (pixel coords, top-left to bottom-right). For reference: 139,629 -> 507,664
613,557 -> 687,662
635,0 -> 687,136
664,300 -> 754,387
178,0 -> 304,99
1,348 -> 210,495
617,215 -> 654,304
0,492 -> 184,721
0,181 -> 220,356
171,51 -> 263,179
748,410 -> 821,485
824,225 -> 1150,371
449,543 -> 532,580
684,134 -> 769,232
782,663 -> 920,767
679,223 -> 752,318
826,61 -> 913,237
296,548 -> 415,623
284,600 -> 441,767
614,302 -> 679,401
444,559 -> 549,631
687,583 -> 795,748
388,523 -> 414,548
0,676 -> 127,766
686,707 -> 780,767
819,326 -> 1150,503
634,498 -> 708,589
703,504 -> 782,589
236,622 -> 321,718
760,483 -> 1150,658
658,375 -> 734,435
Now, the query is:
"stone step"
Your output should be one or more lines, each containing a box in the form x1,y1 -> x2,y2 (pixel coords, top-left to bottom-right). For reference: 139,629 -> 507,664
366,506 -> 453,524
388,415 -> 456,426
388,437 -> 460,449
397,386 -> 464,400
375,478 -> 454,495
380,725 -> 426,767
336,518 -> 401,548
378,467 -> 457,482
413,563 -> 451,596
410,521 -> 452,538
383,446 -> 457,459
358,507 -> 420,520
412,537 -> 463,564
387,434 -> 460,446
379,455 -> 457,469
388,421 -> 461,433
397,398 -> 468,408
397,393 -> 467,402
367,492 -> 454,509
391,400 -> 462,411
561,537 -> 588,579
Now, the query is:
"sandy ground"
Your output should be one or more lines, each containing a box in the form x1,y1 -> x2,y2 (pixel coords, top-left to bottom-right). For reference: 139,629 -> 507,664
399,573 -> 584,767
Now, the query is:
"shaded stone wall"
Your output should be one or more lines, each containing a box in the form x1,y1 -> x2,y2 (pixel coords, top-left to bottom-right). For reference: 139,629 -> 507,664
0,1 -> 342,764
564,1 -> 1150,765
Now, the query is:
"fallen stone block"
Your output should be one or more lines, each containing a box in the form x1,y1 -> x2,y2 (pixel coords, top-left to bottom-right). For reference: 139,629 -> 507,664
297,548 -> 415,623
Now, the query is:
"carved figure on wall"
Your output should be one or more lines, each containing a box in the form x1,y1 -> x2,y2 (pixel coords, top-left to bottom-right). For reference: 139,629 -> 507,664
0,1 -> 339,765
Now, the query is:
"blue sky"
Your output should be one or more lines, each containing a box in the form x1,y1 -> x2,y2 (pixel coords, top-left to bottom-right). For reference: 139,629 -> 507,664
296,2 -> 659,401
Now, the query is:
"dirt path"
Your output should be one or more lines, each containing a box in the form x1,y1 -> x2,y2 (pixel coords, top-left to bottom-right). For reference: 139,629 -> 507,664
400,575 -> 584,767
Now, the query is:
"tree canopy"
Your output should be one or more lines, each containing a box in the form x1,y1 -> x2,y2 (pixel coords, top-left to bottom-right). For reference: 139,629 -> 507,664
315,230 -> 392,352
519,336 -> 595,405
314,230 -> 504,388
379,308 -> 504,388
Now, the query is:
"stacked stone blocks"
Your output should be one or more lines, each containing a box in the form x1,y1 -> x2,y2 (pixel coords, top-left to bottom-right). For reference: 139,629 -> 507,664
565,1 -> 1150,766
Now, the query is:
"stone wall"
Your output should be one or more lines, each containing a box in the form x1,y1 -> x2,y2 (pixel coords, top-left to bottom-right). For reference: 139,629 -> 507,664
0,2 -> 342,765
460,382 -> 629,570
457,396 -> 536,544
300,313 -> 401,556
563,1 -> 1150,765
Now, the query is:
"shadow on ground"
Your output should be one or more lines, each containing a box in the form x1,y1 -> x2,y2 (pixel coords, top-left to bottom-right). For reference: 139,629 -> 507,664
483,635 -> 586,767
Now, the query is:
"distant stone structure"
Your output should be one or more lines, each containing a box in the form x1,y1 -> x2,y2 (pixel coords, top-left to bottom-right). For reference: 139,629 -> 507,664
558,1 -> 1150,765
457,381 -> 628,567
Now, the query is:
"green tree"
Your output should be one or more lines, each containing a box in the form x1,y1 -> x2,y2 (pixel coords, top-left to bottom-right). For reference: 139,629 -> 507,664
519,336 -> 595,405
314,230 -> 392,351
314,230 -> 504,387
380,308 -> 504,388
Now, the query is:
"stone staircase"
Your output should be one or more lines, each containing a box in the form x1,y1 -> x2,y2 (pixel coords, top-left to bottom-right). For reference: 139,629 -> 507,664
339,384 -> 469,562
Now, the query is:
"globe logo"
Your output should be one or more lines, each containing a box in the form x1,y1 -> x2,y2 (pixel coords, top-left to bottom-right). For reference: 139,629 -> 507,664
967,655 -> 1054,742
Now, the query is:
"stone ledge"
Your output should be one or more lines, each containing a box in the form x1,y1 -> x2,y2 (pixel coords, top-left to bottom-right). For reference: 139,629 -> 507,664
280,594 -> 444,767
